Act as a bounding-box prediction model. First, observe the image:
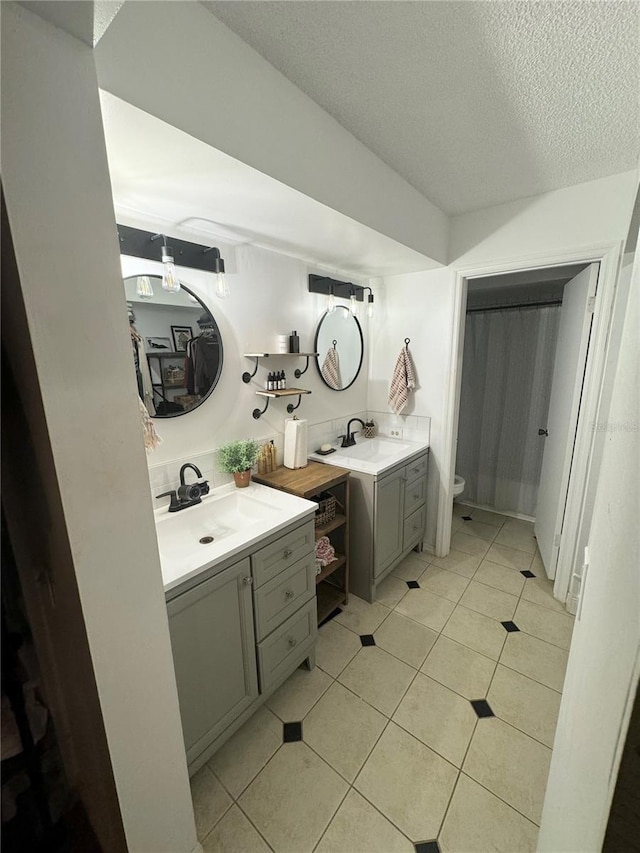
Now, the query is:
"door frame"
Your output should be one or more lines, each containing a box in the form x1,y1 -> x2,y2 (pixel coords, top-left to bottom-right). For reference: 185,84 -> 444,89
437,241 -> 624,605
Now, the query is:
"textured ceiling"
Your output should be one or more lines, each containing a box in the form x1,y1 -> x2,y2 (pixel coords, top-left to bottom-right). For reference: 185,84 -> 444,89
19,1 -> 124,46
204,0 -> 640,215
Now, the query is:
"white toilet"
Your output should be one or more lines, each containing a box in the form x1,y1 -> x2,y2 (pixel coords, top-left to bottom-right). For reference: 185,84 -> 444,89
453,475 -> 466,500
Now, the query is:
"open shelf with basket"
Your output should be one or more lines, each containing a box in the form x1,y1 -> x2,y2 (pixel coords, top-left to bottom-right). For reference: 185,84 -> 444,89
252,461 -> 350,624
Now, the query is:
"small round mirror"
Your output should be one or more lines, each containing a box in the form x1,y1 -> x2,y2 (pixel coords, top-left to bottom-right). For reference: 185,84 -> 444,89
125,275 -> 223,418
315,306 -> 364,390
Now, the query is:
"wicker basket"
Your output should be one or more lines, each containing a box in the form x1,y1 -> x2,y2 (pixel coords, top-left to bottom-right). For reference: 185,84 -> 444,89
315,492 -> 337,527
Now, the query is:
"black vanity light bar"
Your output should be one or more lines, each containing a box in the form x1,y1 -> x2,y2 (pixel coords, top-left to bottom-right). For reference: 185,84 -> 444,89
308,274 -> 364,301
117,224 -> 225,274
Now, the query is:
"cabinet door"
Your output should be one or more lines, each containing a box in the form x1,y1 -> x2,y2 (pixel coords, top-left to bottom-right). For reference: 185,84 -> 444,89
167,558 -> 258,764
374,468 -> 405,577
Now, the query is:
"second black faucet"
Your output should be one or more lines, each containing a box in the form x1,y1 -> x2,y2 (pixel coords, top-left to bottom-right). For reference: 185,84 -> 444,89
340,418 -> 366,448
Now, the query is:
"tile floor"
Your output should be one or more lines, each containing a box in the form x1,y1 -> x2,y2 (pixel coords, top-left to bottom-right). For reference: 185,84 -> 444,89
191,504 -> 574,853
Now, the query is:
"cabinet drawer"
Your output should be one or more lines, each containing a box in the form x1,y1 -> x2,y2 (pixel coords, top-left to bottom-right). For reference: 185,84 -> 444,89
253,554 -> 316,642
251,521 -> 315,588
257,598 -> 317,693
403,504 -> 426,550
404,455 -> 428,485
404,475 -> 426,519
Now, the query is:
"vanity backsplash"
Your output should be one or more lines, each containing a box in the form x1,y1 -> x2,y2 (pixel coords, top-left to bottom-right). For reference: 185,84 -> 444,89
147,411 -> 430,510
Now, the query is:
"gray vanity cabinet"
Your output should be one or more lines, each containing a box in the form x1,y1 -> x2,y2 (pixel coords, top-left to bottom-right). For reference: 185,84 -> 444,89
373,468 -> 405,577
167,557 -> 258,766
166,515 -> 317,775
349,449 -> 429,602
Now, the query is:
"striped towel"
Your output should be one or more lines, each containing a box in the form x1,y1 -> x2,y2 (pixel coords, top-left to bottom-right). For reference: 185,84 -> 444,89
388,345 -> 416,414
321,346 -> 341,389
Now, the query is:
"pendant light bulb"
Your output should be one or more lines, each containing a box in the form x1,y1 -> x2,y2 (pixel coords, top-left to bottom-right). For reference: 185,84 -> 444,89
161,246 -> 181,293
349,293 -> 358,317
327,287 -> 336,313
215,272 -> 230,298
136,275 -> 154,300
367,293 -> 374,318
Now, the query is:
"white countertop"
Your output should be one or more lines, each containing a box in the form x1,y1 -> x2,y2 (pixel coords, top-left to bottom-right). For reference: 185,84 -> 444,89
308,436 -> 430,476
155,481 -> 317,594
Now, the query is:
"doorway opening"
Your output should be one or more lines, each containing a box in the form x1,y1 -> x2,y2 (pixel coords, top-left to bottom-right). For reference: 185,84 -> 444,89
439,243 -> 622,612
455,263 -> 590,527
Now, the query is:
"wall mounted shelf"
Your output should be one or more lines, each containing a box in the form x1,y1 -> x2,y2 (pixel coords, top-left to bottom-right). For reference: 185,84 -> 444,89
242,352 -> 319,383
253,388 -> 311,419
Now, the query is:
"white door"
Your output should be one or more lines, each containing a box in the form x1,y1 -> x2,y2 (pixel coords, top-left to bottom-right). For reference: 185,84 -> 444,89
535,263 -> 599,578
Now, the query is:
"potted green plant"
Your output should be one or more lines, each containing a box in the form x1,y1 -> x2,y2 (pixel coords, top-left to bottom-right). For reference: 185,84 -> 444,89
218,439 -> 260,488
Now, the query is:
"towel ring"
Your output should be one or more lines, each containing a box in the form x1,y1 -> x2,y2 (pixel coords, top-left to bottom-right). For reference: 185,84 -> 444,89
404,338 -> 411,346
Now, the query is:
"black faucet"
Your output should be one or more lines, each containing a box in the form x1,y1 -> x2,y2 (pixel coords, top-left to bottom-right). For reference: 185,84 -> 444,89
340,418 -> 366,448
156,463 -> 210,512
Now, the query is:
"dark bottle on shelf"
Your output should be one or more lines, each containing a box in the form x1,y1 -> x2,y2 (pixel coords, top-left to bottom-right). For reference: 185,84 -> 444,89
289,330 -> 300,353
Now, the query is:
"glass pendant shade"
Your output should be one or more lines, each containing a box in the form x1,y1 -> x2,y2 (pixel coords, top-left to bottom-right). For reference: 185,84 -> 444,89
161,249 -> 181,292
136,275 -> 154,300
215,272 -> 230,298
367,294 -> 374,318
327,289 -> 336,313
349,294 -> 358,317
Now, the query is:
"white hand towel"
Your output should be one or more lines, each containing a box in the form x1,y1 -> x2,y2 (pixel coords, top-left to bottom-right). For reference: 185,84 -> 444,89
388,345 -> 416,414
321,346 -> 341,390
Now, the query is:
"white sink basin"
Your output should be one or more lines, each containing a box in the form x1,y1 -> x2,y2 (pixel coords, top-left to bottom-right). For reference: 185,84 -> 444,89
342,438 -> 412,462
309,436 -> 429,476
155,482 -> 316,593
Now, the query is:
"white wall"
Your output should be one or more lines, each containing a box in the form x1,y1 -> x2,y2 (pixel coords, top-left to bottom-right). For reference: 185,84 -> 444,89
94,0 -> 449,264
368,268 -> 457,550
372,172 -> 638,556
1,5 -> 199,852
450,171 -> 638,265
538,242 -> 639,852
118,222 -> 374,501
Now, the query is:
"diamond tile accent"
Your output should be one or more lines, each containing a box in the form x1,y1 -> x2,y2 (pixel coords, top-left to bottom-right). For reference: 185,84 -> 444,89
470,699 -> 495,718
461,515 -> 473,521
501,620 -> 520,632
415,842 -> 440,853
406,580 -> 421,589
283,721 -> 302,742
521,570 -> 536,578
360,634 -> 376,647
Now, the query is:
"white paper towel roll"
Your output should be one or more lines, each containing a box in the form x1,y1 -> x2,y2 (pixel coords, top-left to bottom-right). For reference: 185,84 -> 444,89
284,417 -> 308,469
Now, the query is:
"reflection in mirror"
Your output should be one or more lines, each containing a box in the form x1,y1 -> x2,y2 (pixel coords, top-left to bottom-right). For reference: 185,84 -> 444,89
124,276 -> 223,418
315,306 -> 364,390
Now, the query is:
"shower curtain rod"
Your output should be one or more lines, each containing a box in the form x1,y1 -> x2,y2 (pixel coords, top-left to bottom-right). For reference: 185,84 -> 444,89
466,298 -> 563,314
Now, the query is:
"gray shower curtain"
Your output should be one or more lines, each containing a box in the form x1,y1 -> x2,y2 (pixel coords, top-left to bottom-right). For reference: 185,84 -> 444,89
456,304 -> 561,517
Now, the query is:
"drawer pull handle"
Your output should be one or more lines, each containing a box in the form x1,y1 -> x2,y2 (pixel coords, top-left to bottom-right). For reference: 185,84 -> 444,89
283,548 -> 293,559
287,636 -> 297,648
413,466 -> 420,473
413,494 -> 420,500
285,589 -> 294,600
243,576 -> 253,586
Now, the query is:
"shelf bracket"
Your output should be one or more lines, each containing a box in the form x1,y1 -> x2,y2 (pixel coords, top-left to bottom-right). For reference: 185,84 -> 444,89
286,395 -> 303,414
253,397 -> 270,419
294,356 -> 313,379
242,356 -> 260,384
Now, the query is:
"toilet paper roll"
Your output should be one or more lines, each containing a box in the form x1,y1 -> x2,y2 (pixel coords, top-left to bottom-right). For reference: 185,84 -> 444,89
284,418 -> 308,469
276,334 -> 289,353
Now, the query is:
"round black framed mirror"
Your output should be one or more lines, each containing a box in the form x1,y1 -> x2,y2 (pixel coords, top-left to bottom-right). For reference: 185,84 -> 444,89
314,306 -> 364,390
125,275 -> 223,418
